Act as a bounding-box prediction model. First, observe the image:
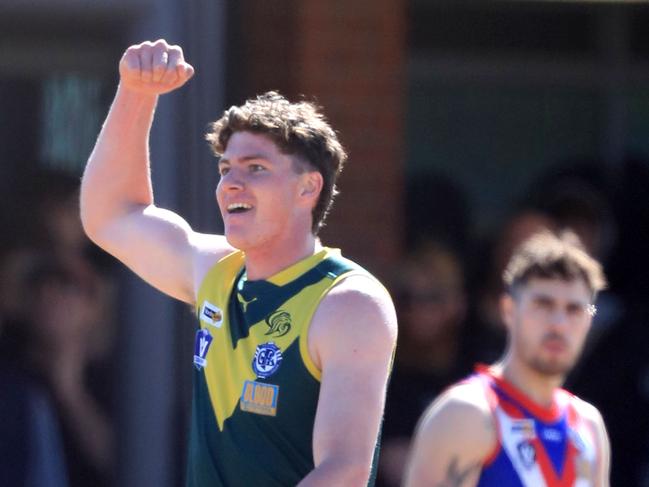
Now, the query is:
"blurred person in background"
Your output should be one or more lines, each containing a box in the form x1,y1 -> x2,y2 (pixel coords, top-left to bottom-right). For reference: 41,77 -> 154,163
378,240 -> 470,487
0,248 -> 69,487
22,257 -> 114,487
527,160 -> 649,486
0,166 -> 116,487
404,231 -> 610,487
0,254 -> 114,487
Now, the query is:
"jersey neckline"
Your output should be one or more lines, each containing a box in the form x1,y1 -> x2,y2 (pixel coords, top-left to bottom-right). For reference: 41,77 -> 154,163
476,364 -> 564,423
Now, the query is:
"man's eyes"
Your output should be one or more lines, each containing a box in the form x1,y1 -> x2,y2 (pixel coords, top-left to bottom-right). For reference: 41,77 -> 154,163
533,298 -> 554,310
531,298 -> 590,318
217,163 -> 266,176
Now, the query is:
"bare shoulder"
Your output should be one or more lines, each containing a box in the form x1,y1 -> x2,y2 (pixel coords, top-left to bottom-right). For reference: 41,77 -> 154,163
309,273 -> 397,369
417,381 -> 494,444
404,381 -> 496,487
570,394 -> 607,430
189,231 -> 236,292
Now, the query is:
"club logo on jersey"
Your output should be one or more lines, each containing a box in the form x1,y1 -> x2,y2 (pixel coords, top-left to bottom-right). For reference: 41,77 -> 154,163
265,310 -> 291,337
200,300 -> 223,328
252,342 -> 283,378
511,419 -> 536,440
240,380 -> 279,416
517,441 -> 536,470
193,329 -> 213,370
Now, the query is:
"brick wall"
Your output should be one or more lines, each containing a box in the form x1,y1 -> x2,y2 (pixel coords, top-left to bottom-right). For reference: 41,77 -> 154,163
237,0 -> 406,276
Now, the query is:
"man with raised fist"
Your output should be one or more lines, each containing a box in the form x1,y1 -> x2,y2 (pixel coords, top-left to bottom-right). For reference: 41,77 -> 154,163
80,40 -> 397,487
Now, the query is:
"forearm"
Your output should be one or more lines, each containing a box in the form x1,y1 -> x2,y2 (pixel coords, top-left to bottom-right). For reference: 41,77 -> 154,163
80,85 -> 158,238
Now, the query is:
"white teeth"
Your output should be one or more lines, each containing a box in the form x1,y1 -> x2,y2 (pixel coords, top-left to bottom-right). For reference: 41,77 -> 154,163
227,203 -> 252,212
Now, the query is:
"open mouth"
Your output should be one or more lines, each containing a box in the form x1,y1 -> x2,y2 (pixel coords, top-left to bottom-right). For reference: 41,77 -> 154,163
227,203 -> 253,214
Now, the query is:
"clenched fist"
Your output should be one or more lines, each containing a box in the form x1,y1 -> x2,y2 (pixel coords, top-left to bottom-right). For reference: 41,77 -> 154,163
119,39 -> 194,96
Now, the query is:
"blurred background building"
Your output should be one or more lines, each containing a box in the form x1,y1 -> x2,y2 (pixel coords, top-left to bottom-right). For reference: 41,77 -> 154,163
1,0 -> 649,486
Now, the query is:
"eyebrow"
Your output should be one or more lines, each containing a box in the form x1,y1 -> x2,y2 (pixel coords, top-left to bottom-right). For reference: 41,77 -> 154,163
218,154 -> 269,166
529,292 -> 589,307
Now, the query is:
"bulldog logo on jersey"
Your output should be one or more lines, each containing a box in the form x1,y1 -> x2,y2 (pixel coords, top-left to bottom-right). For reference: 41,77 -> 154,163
252,342 -> 283,378
265,310 -> 291,337
200,300 -> 223,328
193,329 -> 213,370
517,441 -> 536,470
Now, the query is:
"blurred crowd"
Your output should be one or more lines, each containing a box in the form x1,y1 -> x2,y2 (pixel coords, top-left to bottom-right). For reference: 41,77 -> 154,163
0,169 -> 116,487
2,155 -> 649,486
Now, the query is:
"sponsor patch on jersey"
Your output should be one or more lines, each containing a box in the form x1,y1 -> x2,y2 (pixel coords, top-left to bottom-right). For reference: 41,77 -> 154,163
265,310 -> 292,337
193,329 -> 213,370
200,300 -> 223,328
511,419 -> 536,440
517,441 -> 537,470
240,380 -> 279,416
252,342 -> 283,378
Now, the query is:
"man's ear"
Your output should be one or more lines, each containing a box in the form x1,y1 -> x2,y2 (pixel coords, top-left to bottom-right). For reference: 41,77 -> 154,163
500,293 -> 516,331
299,171 -> 323,205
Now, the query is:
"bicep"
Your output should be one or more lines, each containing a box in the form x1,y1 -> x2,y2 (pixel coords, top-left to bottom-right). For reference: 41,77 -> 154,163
311,346 -> 392,469
310,278 -> 397,473
404,393 -> 494,487
88,204 -> 228,303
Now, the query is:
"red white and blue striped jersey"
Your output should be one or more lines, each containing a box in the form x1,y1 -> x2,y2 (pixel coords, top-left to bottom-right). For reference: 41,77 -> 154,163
468,366 -> 600,487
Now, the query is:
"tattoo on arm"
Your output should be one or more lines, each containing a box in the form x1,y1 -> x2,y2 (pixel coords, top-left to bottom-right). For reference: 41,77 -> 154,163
434,457 -> 481,487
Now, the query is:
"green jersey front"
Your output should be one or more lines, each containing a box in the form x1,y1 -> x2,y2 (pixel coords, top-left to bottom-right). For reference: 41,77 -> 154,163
187,247 -> 380,486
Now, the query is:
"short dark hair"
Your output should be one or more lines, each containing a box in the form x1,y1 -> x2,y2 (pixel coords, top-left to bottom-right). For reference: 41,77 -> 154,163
206,91 -> 347,234
503,231 -> 607,299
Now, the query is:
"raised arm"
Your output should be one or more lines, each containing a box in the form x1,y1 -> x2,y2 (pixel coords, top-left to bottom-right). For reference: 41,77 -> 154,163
297,275 -> 397,486
403,384 -> 496,487
80,40 -> 231,304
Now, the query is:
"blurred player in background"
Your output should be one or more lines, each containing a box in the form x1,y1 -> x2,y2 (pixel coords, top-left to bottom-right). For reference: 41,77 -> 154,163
404,231 -> 610,487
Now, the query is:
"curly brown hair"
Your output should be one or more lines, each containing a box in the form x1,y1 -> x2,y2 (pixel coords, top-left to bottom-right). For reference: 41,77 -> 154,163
205,91 -> 347,235
503,230 -> 607,299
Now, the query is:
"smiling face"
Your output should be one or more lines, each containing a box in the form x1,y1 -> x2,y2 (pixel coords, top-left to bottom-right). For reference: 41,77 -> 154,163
216,131 -> 321,253
501,276 -> 594,379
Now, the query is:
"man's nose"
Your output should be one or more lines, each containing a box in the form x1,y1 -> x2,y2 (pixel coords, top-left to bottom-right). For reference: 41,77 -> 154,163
547,308 -> 569,327
221,170 -> 245,191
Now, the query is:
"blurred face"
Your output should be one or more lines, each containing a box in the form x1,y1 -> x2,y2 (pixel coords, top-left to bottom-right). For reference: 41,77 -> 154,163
402,287 -> 465,343
216,132 -> 318,251
502,277 -> 594,378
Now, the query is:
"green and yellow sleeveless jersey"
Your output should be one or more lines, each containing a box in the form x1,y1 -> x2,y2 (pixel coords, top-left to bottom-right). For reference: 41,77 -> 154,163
187,247 -> 382,486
